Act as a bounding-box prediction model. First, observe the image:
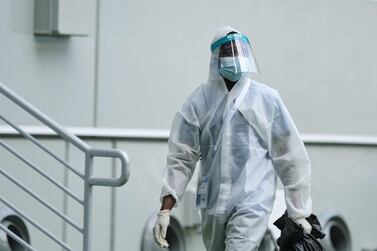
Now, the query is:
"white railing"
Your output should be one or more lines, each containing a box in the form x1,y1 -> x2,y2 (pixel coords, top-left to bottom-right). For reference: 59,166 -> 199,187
2,125 -> 377,148
1,126 -> 377,147
0,82 -> 130,251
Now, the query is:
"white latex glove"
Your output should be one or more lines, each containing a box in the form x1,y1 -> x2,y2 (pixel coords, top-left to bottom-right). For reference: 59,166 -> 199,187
153,210 -> 171,248
294,217 -> 312,234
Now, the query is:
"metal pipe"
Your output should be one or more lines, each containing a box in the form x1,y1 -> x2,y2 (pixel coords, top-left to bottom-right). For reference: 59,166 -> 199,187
82,153 -> 93,251
87,148 -> 130,187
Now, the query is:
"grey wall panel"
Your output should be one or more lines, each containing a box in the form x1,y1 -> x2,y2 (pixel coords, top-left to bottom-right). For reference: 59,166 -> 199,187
113,141 -> 167,251
255,0 -> 377,135
0,0 -> 96,127
307,145 -> 377,251
65,140 -> 113,251
0,138 -> 65,250
96,0 -> 265,129
1,0 -> 376,133
0,0 -> 376,133
96,0 -> 213,129
96,0 -> 377,135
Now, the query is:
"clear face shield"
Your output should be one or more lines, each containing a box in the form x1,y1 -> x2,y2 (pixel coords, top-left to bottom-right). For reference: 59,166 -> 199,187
210,33 -> 260,82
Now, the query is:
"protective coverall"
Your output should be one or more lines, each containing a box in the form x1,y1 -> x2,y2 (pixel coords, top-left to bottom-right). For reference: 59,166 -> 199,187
159,26 -> 312,251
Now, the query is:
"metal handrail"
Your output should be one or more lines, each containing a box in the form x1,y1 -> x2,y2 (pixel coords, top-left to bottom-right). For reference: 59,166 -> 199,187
0,169 -> 83,233
0,113 -> 84,178
0,140 -> 84,205
0,197 -> 73,250
2,125 -> 377,147
0,82 -> 130,251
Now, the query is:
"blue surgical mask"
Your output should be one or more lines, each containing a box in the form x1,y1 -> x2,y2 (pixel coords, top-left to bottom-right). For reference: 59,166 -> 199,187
218,57 -> 251,82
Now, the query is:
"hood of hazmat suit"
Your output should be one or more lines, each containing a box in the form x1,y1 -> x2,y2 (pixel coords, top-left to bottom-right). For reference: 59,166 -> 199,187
160,25 -> 312,251
209,25 -> 260,82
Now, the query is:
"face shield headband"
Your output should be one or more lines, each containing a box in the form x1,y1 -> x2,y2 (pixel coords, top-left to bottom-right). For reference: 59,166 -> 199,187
210,33 -> 250,53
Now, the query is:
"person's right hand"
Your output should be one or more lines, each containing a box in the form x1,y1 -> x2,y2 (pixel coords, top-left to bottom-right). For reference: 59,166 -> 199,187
153,209 -> 171,248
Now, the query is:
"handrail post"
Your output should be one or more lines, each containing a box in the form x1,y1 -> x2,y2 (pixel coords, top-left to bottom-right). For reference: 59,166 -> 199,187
83,152 -> 93,251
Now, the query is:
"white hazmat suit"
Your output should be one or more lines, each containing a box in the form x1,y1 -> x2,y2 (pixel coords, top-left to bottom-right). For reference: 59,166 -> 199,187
160,26 -> 312,251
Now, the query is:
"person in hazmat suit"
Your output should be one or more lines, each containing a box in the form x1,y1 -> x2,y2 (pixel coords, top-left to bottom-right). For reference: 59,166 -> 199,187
153,25 -> 313,251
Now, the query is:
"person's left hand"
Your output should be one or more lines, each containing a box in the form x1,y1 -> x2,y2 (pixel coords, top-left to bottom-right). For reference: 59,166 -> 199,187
293,217 -> 312,233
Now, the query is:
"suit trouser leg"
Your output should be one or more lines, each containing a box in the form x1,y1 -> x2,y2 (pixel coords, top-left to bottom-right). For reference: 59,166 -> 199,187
201,208 -> 269,251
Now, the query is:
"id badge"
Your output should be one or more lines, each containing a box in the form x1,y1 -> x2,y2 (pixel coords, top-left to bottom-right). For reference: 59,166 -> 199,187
195,175 -> 209,209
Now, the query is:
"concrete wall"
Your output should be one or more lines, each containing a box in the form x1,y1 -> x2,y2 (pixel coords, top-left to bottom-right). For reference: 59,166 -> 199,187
308,144 -> 377,251
2,135 -> 376,251
0,135 -> 204,251
96,0 -> 377,134
0,0 -> 96,126
0,138 -> 65,250
1,0 -> 377,250
1,0 -> 377,133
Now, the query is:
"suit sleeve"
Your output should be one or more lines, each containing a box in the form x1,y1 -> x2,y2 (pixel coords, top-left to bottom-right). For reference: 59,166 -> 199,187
160,111 -> 200,207
268,94 -> 312,219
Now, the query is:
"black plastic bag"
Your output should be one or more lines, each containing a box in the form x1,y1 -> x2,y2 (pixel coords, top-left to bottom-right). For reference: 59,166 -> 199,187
273,211 -> 326,251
